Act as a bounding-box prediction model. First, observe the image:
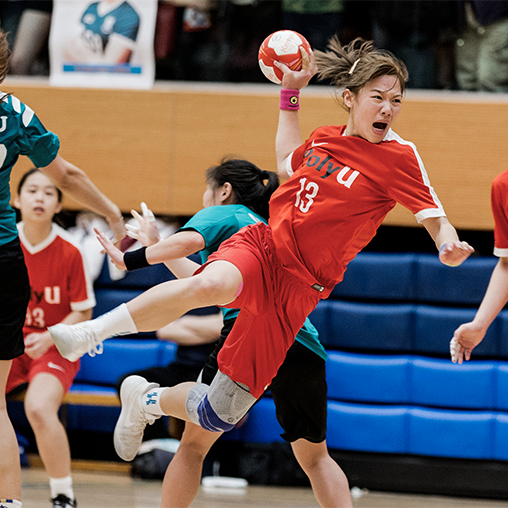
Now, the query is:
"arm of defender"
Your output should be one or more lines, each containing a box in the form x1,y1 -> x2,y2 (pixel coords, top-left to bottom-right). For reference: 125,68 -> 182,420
451,257 -> 508,363
40,155 -> 125,246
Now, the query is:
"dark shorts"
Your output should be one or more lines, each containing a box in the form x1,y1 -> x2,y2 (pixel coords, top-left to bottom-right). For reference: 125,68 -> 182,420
0,237 -> 30,360
202,319 -> 327,444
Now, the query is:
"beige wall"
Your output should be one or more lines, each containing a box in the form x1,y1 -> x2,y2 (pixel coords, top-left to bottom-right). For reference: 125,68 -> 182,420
6,78 -> 508,230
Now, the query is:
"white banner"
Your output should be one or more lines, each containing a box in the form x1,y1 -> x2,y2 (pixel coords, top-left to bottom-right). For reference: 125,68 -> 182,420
49,0 -> 157,89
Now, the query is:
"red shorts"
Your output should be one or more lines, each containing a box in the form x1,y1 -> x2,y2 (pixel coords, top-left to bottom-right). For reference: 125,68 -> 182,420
6,344 -> 80,394
195,222 -> 322,399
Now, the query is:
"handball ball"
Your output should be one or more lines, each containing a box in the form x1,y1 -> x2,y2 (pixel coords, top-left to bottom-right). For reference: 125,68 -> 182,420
258,30 -> 311,85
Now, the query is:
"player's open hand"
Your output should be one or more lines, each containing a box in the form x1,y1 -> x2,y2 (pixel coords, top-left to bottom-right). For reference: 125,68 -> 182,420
439,240 -> 474,267
95,227 -> 127,270
450,321 -> 486,363
275,47 -> 317,91
126,202 -> 161,247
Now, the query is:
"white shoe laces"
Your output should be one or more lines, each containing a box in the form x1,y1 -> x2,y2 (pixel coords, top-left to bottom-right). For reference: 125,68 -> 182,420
72,322 -> 104,358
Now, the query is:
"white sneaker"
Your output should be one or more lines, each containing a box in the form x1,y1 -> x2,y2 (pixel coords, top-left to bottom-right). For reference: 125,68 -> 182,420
48,321 -> 105,362
114,375 -> 161,461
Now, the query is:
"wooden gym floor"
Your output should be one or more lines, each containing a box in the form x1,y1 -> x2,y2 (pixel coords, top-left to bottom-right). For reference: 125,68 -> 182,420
20,460 -> 508,508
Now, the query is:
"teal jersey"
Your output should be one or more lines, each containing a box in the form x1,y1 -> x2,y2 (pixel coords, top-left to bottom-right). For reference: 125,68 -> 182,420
180,205 -> 327,361
0,94 -> 60,246
81,1 -> 140,53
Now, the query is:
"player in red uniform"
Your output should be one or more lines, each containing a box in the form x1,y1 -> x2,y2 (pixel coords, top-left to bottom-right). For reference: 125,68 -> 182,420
451,169 -> 508,364
50,38 -> 473,506
9,168 -> 95,508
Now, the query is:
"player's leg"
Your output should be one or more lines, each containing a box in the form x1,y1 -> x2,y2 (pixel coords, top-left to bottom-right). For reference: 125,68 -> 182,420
49,260 -> 242,361
0,238 -> 30,506
24,372 -> 75,505
291,439 -> 352,508
269,341 -> 352,508
0,360 -> 22,504
115,367 -> 256,461
161,422 -> 221,508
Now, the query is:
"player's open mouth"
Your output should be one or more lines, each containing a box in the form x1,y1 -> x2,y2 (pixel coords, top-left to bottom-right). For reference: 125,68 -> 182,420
373,122 -> 388,132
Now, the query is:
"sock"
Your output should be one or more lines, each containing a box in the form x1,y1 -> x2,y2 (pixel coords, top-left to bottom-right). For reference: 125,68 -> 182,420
49,475 -> 74,500
96,303 -> 138,339
142,388 -> 167,416
0,500 -> 22,507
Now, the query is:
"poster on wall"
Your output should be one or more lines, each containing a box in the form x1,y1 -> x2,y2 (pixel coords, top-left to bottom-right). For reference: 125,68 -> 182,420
49,0 -> 157,89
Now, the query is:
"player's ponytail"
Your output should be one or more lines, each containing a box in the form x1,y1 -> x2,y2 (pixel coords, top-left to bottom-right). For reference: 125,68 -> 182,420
206,157 -> 279,221
314,36 -> 408,110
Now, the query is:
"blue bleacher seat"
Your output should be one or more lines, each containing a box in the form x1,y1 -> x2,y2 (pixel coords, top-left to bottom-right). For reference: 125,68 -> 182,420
407,407 -> 493,459
331,252 -> 417,301
75,339 -> 162,385
410,357 -> 497,410
53,250 -> 508,466
313,300 -> 414,351
327,401 -> 407,454
414,255 -> 496,306
495,363 -> 508,412
492,413 -> 508,461
326,351 -> 410,404
413,305 -> 500,357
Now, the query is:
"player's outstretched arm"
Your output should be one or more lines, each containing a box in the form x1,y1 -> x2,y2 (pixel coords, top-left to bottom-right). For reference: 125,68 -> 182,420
96,228 -> 126,270
125,203 -> 201,277
421,216 -> 474,267
40,155 -> 126,246
451,257 -> 508,363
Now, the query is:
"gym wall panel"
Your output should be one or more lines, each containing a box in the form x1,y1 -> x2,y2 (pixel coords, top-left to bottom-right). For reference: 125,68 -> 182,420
5,78 -> 508,229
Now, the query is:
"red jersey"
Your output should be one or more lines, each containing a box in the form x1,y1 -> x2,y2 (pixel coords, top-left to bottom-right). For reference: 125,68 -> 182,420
491,169 -> 508,257
18,222 -> 95,334
269,125 -> 446,297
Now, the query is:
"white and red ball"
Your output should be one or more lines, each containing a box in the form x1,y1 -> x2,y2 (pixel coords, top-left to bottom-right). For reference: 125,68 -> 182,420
258,30 -> 311,85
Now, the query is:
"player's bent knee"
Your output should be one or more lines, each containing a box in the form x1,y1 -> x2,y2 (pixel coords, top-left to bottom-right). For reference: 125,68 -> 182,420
185,372 -> 257,433
185,383 -> 235,432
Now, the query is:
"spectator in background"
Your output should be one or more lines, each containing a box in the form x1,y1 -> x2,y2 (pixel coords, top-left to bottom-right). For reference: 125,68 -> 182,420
9,1 -> 52,75
371,0 -> 457,89
219,0 -> 282,83
282,0 -> 343,53
0,0 -> 27,50
455,1 -> 508,92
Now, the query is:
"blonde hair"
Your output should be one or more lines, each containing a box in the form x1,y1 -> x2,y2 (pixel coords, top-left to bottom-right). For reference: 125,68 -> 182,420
314,37 -> 408,109
0,30 -> 9,84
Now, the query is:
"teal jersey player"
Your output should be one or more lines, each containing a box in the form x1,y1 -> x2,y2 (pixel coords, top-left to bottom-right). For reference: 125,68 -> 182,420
0,93 -> 60,246
180,204 -> 327,361
81,1 -> 140,53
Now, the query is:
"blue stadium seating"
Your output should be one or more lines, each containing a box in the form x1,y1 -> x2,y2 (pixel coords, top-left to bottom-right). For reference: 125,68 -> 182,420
37,252 -> 508,464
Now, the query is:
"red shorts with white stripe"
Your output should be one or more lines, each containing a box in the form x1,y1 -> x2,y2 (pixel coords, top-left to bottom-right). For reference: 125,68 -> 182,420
6,344 -> 80,394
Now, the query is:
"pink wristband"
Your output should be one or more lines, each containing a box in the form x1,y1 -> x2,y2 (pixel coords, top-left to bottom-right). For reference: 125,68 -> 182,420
280,89 -> 300,111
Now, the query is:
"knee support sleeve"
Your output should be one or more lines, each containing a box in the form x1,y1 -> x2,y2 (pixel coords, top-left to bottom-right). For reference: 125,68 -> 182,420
185,372 -> 257,432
